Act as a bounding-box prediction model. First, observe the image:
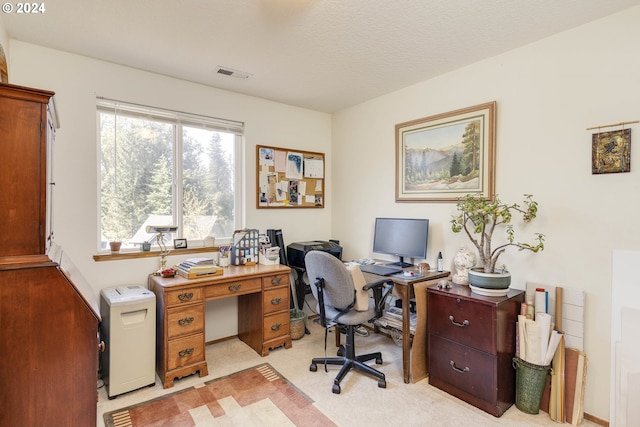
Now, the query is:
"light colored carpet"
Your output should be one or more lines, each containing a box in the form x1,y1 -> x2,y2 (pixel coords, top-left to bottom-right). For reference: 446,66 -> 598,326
97,320 -> 598,427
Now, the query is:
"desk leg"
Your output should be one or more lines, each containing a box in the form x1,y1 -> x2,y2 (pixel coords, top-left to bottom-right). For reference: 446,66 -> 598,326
396,284 -> 411,384
411,281 -> 429,383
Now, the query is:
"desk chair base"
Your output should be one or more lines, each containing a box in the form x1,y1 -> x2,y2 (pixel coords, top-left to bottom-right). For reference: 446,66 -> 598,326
309,324 -> 387,394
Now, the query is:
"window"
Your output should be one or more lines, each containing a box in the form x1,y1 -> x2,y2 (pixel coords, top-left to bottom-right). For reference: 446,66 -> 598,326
97,99 -> 243,251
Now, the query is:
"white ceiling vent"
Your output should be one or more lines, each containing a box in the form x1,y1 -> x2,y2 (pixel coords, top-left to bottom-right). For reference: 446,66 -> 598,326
215,66 -> 252,80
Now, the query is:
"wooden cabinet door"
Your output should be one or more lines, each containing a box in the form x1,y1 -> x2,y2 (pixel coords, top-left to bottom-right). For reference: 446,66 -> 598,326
0,265 -> 99,427
0,85 -> 53,257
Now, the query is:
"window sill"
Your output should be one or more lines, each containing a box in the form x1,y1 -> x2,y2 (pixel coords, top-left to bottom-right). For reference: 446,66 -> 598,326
93,246 -> 219,262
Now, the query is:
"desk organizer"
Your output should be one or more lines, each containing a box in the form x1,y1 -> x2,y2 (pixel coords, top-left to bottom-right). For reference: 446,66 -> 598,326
231,228 -> 259,265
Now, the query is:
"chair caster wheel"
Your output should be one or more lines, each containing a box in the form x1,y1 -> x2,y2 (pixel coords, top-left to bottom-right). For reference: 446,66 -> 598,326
337,345 -> 345,357
375,357 -> 383,364
332,383 -> 341,394
378,379 -> 387,388
310,363 -> 317,372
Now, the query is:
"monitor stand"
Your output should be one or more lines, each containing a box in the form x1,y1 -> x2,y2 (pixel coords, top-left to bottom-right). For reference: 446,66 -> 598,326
387,256 -> 413,268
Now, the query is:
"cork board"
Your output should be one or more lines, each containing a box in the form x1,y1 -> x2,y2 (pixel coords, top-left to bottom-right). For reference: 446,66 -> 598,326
257,145 -> 324,208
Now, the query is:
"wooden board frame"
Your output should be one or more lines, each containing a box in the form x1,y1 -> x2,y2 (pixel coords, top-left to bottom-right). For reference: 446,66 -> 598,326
256,145 -> 325,209
395,101 -> 496,202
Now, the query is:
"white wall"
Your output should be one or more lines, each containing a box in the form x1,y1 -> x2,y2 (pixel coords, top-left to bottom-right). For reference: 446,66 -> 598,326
332,6 -> 640,422
7,41 -> 332,339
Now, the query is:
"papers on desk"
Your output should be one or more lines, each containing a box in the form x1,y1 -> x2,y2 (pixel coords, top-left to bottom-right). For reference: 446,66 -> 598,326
177,257 -> 223,279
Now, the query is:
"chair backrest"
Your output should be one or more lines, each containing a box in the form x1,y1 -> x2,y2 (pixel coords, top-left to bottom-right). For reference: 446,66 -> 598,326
305,250 -> 354,310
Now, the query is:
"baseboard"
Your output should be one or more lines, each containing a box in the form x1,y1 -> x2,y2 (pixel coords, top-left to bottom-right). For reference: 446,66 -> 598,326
584,412 -> 609,427
205,335 -> 238,346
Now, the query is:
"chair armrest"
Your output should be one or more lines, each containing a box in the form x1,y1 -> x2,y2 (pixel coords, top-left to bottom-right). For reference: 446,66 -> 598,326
362,277 -> 389,291
364,278 -> 393,319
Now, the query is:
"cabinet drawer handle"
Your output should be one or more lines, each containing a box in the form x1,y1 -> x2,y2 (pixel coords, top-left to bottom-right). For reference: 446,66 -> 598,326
270,323 -> 282,331
228,284 -> 241,292
450,360 -> 470,374
449,315 -> 469,327
179,347 -> 195,357
178,292 -> 194,301
270,297 -> 282,305
270,277 -> 282,285
178,317 -> 195,326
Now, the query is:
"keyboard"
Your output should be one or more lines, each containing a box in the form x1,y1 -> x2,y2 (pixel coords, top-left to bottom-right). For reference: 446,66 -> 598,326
359,264 -> 402,276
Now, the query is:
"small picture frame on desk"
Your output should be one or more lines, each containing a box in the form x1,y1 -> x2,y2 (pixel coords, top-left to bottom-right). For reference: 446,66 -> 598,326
173,238 -> 187,249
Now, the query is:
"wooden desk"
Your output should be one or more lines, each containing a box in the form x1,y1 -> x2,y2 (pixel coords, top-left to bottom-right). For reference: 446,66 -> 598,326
363,269 -> 450,384
149,264 -> 292,388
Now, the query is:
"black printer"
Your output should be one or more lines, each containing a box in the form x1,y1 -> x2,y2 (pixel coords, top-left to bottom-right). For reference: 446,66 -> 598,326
287,240 -> 343,310
287,240 -> 342,270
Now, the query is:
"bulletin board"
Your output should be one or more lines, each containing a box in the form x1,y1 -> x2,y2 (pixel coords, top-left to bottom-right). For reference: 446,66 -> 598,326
256,145 -> 325,209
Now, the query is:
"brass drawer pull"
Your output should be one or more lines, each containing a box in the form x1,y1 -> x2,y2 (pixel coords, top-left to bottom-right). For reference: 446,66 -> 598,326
270,297 -> 282,305
228,284 -> 241,292
270,277 -> 282,285
449,315 -> 469,327
450,360 -> 470,374
178,317 -> 195,326
178,347 -> 195,357
178,292 -> 194,301
270,323 -> 282,331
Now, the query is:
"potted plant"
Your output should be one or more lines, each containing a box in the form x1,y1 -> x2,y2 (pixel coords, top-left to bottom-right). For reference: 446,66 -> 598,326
450,194 -> 545,292
109,240 -> 122,253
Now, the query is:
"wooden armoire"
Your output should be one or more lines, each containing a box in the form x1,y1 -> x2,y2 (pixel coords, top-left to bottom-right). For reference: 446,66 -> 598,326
0,83 -> 101,427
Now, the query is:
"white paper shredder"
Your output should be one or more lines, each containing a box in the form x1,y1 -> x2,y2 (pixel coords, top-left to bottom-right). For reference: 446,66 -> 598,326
100,285 -> 156,399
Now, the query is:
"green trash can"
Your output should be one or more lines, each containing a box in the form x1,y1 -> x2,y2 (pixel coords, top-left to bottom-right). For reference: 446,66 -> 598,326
512,357 -> 551,414
290,308 -> 307,340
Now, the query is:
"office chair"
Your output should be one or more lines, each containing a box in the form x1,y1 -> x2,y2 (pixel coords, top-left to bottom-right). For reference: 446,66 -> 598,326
305,250 -> 389,394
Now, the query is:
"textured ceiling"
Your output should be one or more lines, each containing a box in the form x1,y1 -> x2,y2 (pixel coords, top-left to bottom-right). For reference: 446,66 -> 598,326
2,0 -> 639,112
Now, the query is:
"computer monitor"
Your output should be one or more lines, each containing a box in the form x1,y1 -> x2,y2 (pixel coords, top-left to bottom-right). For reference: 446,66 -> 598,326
372,217 -> 429,267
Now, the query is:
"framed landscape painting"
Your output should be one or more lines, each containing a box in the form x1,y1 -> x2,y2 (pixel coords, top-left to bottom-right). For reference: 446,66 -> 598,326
395,102 -> 496,202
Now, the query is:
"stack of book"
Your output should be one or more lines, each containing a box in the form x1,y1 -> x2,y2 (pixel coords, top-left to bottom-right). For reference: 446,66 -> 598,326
176,257 -> 223,279
375,306 -> 416,335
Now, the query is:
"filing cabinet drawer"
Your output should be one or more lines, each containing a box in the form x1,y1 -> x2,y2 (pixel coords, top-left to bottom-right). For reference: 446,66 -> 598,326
429,334 -> 496,404
263,287 -> 288,315
166,288 -> 203,307
205,278 -> 261,299
262,274 -> 289,289
263,311 -> 290,341
167,305 -> 204,339
167,333 -> 205,371
429,292 -> 496,354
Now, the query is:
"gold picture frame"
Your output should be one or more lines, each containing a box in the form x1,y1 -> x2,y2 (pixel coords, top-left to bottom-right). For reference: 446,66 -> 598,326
395,102 -> 496,202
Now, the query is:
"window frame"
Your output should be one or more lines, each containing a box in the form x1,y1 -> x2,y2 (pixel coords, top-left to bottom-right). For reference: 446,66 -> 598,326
96,98 -> 245,252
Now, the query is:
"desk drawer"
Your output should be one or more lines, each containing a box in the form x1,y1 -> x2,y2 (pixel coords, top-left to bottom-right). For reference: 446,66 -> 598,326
167,333 -> 205,371
262,274 -> 289,289
167,305 -> 204,339
263,311 -> 290,341
429,334 -> 496,404
166,288 -> 203,307
429,292 -> 496,353
205,278 -> 261,299
263,287 -> 289,315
